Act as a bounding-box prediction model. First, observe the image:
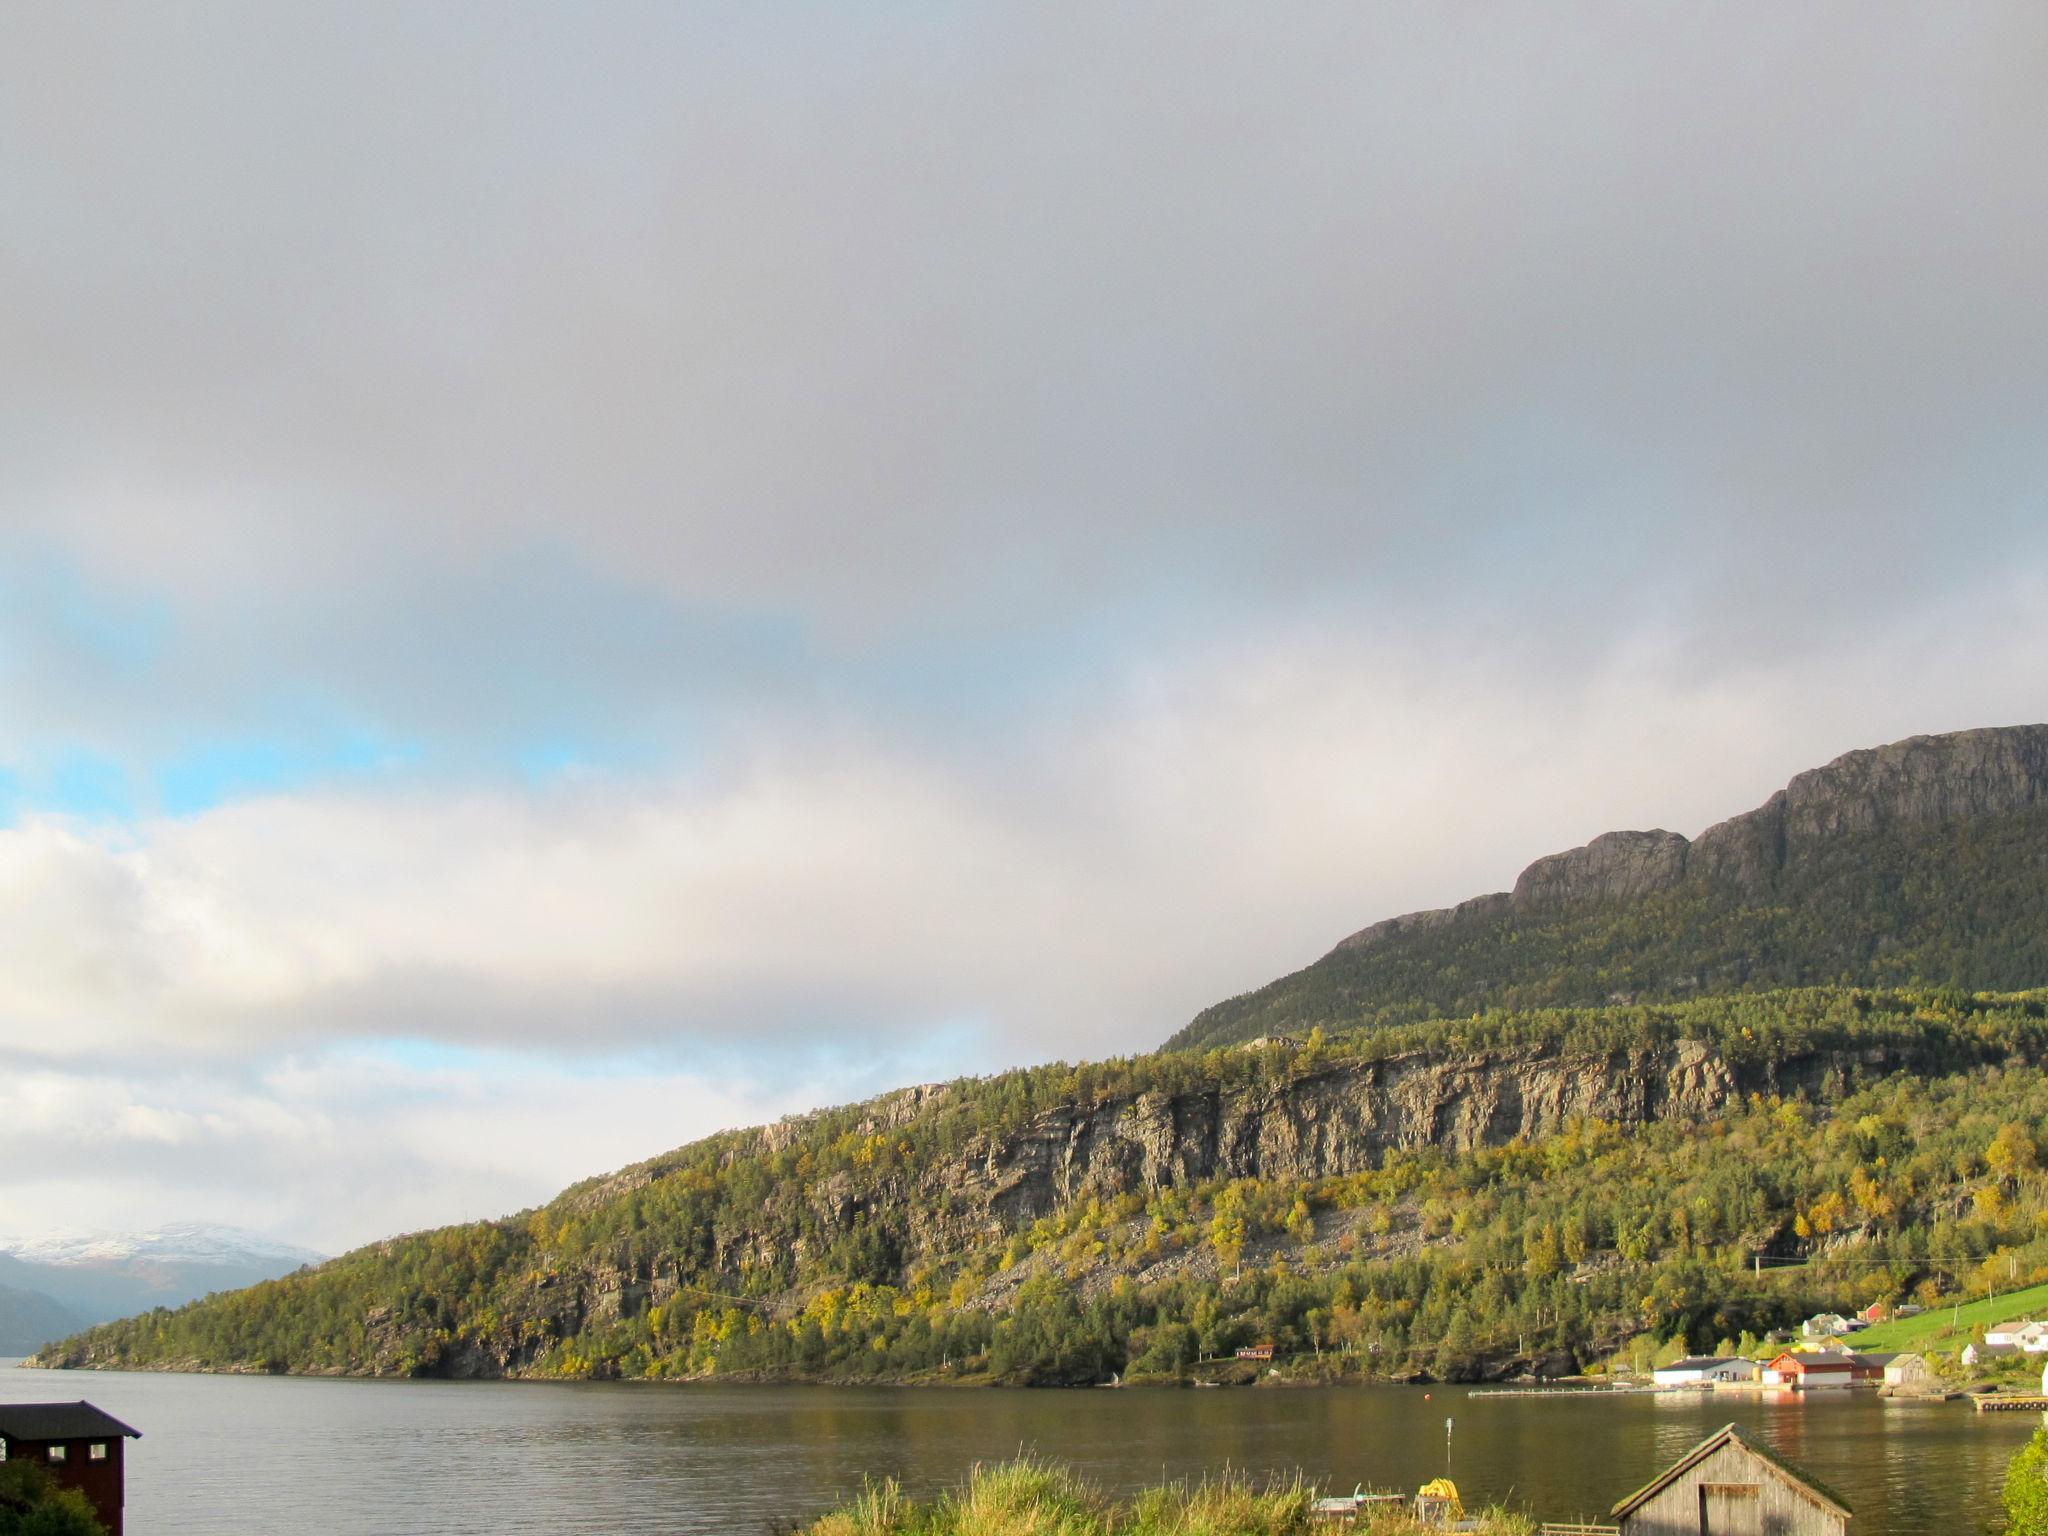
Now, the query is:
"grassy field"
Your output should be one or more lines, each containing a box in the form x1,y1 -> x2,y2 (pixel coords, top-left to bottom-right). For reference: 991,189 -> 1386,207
1852,1280 -> 2048,1352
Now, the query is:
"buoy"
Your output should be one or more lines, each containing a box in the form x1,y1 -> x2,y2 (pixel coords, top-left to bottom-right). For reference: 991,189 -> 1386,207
1423,1392 -> 1432,1400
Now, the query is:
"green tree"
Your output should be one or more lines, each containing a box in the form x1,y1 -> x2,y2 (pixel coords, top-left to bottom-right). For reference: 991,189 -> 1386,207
2005,1424 -> 2048,1536
0,1461 -> 107,1536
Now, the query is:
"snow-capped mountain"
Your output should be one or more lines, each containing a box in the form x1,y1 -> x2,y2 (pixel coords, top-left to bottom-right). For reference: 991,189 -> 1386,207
0,1221 -> 325,1334
0,1221 -> 323,1270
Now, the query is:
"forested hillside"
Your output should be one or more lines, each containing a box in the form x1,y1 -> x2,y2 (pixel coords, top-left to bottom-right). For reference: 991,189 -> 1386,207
1172,725 -> 2048,1050
37,987 -> 2048,1385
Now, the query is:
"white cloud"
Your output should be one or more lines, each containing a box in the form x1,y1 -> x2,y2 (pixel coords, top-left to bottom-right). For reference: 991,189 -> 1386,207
1,577 -> 2043,1245
2,2 -> 2045,1249
7,582 -> 2044,1075
0,1051 -> 835,1253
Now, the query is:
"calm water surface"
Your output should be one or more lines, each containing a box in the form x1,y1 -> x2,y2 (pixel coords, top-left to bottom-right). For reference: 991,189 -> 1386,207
2,1363 -> 2025,1534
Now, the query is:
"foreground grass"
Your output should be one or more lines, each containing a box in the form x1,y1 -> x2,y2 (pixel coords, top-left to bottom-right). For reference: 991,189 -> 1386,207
801,1459 -> 1535,1536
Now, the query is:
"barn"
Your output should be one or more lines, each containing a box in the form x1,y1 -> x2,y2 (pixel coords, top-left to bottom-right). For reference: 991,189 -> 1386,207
1611,1422 -> 1850,1536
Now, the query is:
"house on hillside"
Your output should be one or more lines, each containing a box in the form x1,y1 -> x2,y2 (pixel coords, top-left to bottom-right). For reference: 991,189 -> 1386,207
1984,1320 -> 2048,1350
1653,1357 -> 1758,1387
1856,1301 -> 1889,1326
1965,1340 -> 2017,1366
1802,1313 -> 1855,1339
0,1401 -> 142,1536
1612,1422 -> 1851,1536
1235,1342 -> 1275,1361
1762,1351 -> 1855,1390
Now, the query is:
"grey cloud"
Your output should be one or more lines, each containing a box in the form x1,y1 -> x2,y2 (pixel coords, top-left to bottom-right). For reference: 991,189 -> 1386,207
3,2 -> 2043,652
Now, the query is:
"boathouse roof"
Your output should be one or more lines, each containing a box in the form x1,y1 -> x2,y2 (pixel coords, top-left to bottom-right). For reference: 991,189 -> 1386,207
0,1402 -> 143,1443
1611,1423 -> 1850,1521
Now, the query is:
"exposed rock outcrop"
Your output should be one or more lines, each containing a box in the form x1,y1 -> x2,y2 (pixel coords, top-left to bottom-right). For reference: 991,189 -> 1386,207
1337,724 -> 2048,948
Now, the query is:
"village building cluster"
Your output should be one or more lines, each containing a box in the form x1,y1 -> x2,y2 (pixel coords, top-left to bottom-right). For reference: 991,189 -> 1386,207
1646,1301 -> 2024,1400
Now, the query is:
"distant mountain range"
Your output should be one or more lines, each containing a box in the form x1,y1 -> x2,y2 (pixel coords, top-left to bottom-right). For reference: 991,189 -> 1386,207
1171,724 -> 2048,1049
0,1222 -> 322,1352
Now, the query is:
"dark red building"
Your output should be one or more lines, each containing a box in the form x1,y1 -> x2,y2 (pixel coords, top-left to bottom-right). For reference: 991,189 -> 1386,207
0,1400 -> 142,1535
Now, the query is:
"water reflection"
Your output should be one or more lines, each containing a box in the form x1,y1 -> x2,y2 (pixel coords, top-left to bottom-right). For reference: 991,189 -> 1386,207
0,1365 -> 2026,1535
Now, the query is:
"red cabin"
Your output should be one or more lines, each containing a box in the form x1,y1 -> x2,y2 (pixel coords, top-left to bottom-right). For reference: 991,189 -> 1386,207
1235,1342 -> 1276,1361
0,1401 -> 142,1536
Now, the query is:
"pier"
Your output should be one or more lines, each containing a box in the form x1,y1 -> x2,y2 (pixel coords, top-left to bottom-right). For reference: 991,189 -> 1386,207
1974,1394 -> 2048,1413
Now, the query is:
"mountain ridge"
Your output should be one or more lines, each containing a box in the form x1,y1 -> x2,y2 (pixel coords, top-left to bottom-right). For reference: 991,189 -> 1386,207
31,986 -> 2048,1383
29,722 -> 2048,1387
1170,724 -> 2048,1050
1350,724 -> 2048,943
0,1222 -> 323,1333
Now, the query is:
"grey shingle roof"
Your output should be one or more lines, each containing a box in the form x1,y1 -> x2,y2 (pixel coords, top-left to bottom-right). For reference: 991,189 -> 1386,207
0,1402 -> 142,1442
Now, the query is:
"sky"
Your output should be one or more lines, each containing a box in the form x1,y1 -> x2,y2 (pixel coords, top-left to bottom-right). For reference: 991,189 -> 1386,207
3,2 -> 2046,1254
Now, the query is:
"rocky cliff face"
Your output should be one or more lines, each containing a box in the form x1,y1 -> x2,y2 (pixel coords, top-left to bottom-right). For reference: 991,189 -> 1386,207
940,1035 -> 1918,1236
1339,724 -> 2048,947
417,1028 -> 1964,1377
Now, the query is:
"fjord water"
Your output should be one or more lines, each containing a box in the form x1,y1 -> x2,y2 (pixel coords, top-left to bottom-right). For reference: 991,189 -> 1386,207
2,1364 -> 2024,1534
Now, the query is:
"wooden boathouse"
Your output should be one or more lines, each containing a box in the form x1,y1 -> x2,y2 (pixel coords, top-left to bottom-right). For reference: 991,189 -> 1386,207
0,1400 -> 143,1536
1610,1423 -> 1850,1536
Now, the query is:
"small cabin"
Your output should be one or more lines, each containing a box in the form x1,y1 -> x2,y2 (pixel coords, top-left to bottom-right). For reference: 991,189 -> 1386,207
0,1400 -> 142,1536
1235,1342 -> 1276,1361
1612,1422 -> 1850,1536
1881,1353 -> 1936,1392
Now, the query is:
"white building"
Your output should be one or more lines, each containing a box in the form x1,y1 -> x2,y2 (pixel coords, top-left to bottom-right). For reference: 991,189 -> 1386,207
1652,1356 -> 1760,1386
1802,1313 -> 1855,1339
1882,1353 -> 1937,1391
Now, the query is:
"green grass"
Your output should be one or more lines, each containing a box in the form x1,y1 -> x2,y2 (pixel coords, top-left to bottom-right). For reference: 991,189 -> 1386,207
798,1460 -> 1536,1536
1853,1281 -> 2048,1353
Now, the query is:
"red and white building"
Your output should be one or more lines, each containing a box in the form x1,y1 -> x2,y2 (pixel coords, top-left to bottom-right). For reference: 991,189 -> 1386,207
1762,1351 -> 1856,1390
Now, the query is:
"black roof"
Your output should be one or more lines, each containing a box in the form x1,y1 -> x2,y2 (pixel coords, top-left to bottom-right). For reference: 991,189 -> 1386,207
0,1402 -> 142,1442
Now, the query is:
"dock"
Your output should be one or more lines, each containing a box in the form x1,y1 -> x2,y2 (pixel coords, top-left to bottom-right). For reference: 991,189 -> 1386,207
1974,1394 -> 2048,1413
